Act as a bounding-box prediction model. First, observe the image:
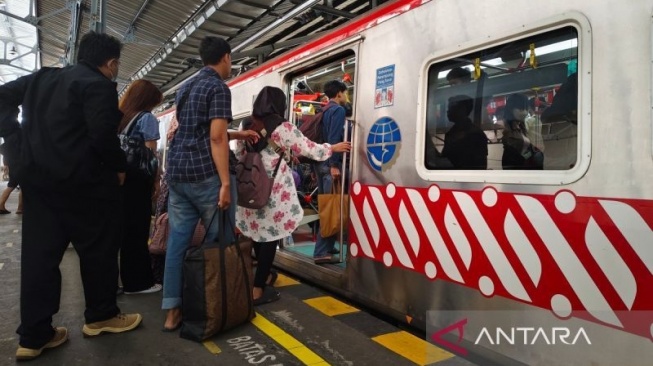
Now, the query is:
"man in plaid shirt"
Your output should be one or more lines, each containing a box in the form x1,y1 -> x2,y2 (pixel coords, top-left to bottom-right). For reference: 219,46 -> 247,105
161,36 -> 256,331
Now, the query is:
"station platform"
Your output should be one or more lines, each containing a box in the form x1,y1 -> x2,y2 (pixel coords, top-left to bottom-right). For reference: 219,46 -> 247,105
0,183 -> 477,366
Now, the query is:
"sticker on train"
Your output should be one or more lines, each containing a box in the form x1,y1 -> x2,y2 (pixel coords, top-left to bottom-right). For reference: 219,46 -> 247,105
374,65 -> 395,108
366,117 -> 401,172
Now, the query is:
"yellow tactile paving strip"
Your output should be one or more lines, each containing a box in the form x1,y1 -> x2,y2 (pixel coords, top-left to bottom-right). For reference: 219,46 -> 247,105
261,272 -> 457,365
303,296 -> 360,317
202,340 -> 221,354
372,331 -> 455,365
274,273 -> 301,287
251,312 -> 329,365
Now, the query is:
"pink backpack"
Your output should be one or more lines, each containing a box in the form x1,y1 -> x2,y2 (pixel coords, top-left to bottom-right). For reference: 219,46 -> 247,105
235,148 -> 284,210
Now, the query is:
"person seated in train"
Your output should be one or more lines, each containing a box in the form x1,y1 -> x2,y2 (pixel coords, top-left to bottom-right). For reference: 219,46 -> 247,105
441,95 -> 488,170
541,72 -> 578,124
234,86 -> 351,305
501,93 -> 544,170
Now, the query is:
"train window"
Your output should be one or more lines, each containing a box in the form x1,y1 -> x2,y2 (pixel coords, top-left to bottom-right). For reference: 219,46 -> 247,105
287,51 -> 356,127
424,26 -> 579,173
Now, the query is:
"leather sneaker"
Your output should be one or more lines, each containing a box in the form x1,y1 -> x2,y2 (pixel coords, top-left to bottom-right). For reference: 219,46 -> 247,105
82,313 -> 143,337
16,327 -> 68,361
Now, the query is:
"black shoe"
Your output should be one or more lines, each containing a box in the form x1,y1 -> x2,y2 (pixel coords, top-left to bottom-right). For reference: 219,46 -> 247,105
266,270 -> 278,286
327,248 -> 340,255
253,286 -> 280,306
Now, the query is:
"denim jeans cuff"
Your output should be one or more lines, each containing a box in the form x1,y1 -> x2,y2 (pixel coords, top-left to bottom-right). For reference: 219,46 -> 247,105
162,297 -> 182,310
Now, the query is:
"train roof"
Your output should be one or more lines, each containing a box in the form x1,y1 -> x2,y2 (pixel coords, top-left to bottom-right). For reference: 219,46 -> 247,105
20,0 -> 401,94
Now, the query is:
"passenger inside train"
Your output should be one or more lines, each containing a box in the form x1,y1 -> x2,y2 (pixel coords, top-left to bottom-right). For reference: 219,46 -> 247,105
441,95 -> 488,169
501,93 -> 544,170
424,26 -> 579,171
280,54 -> 356,266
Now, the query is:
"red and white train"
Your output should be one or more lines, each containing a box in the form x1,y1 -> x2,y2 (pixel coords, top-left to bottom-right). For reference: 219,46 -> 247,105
156,0 -> 653,364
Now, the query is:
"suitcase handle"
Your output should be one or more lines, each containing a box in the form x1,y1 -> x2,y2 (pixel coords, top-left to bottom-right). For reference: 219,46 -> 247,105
200,207 -> 236,247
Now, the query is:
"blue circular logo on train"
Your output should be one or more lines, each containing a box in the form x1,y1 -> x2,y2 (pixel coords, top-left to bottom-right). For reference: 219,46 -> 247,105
366,117 -> 401,172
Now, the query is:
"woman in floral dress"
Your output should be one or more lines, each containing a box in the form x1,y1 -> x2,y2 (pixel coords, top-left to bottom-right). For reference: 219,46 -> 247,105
235,86 -> 350,305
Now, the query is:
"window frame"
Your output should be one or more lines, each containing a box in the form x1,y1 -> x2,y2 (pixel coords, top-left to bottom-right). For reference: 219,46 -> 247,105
415,12 -> 592,185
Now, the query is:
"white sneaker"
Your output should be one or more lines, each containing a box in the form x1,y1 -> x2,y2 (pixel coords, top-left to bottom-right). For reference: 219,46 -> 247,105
124,284 -> 162,295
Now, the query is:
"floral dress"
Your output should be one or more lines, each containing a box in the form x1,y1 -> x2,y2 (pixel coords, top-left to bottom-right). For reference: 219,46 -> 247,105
235,121 -> 332,242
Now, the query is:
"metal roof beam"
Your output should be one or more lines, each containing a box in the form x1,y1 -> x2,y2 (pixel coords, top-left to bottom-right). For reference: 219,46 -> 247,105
230,31 -> 326,60
169,49 -> 199,58
142,75 -> 169,82
25,2 -> 70,24
126,0 -> 231,87
289,0 -> 355,19
160,67 -> 197,91
0,37 -> 36,51
153,64 -> 186,73
160,0 -> 322,97
0,8 -> 66,44
123,0 -> 153,42
233,0 -> 322,53
89,0 -> 107,33
201,18 -> 244,32
149,70 -> 178,77
3,47 -> 37,65
189,26 -> 238,39
0,1 -> 29,77
63,0 -> 82,65
235,0 -> 271,11
0,58 -> 34,73
219,9 -> 258,21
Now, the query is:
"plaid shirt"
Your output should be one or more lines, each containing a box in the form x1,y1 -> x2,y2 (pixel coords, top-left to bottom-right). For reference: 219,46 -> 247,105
167,67 -> 233,182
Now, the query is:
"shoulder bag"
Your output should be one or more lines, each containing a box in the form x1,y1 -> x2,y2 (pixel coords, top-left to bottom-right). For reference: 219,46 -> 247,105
118,112 -> 158,178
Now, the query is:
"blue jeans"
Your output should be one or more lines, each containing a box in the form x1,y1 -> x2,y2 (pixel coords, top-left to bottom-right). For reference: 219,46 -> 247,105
162,174 -> 236,309
313,162 -> 337,257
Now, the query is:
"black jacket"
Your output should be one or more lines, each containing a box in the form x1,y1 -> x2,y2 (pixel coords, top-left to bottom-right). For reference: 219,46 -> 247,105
0,62 -> 126,198
442,119 -> 488,170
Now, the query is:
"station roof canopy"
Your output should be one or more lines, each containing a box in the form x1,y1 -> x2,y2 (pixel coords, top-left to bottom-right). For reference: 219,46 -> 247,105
0,0 -> 388,96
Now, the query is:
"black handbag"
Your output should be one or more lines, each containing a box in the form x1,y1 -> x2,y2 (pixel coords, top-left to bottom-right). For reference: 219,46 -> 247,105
180,210 -> 255,342
119,112 -> 158,178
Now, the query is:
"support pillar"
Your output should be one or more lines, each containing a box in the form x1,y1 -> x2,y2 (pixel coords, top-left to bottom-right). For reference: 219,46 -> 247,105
64,0 -> 82,66
89,0 -> 107,33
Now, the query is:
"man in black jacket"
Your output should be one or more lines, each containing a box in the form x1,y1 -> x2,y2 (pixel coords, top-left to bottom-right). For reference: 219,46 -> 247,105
0,32 -> 142,361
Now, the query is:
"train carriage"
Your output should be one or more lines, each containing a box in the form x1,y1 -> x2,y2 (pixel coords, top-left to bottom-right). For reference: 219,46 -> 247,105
156,0 -> 653,364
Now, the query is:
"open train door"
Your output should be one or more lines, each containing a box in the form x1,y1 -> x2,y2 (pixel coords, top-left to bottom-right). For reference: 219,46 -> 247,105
275,37 -> 362,287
